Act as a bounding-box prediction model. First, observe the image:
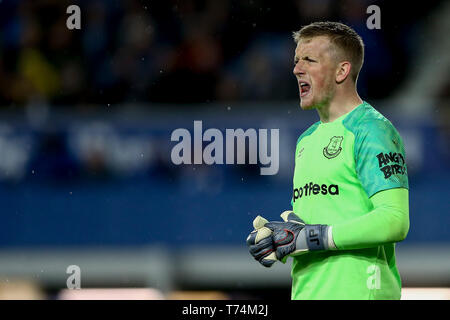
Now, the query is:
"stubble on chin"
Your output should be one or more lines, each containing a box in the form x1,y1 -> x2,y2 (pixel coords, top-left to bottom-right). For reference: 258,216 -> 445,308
300,94 -> 321,110
299,100 -> 315,110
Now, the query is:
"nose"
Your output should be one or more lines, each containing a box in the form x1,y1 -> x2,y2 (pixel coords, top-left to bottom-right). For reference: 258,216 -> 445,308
293,62 -> 305,76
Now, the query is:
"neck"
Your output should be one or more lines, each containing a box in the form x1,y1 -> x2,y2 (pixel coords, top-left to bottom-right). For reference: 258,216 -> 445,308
317,88 -> 363,123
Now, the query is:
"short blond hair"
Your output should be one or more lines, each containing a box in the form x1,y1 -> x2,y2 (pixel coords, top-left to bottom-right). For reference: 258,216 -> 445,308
293,21 -> 364,82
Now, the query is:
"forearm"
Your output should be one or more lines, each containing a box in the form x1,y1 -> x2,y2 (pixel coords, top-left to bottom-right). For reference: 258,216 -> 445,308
331,188 -> 409,250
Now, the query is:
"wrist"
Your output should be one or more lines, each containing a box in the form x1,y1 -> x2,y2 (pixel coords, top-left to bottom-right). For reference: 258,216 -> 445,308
304,224 -> 327,250
292,224 -> 336,255
327,226 -> 337,250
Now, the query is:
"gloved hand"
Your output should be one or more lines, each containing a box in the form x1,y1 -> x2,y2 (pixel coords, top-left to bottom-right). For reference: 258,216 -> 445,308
246,215 -> 278,267
265,211 -> 333,261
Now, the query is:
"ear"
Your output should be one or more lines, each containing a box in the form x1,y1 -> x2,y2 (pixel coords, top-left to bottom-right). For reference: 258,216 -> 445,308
336,61 -> 352,83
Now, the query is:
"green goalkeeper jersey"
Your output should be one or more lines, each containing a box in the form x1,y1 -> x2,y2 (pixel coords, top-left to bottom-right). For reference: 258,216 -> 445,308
291,101 -> 409,300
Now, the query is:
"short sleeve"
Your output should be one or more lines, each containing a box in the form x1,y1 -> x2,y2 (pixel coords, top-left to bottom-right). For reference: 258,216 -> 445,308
354,119 -> 409,198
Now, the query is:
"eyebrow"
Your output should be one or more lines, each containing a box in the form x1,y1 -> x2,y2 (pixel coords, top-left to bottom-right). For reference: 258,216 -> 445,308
294,56 -> 317,63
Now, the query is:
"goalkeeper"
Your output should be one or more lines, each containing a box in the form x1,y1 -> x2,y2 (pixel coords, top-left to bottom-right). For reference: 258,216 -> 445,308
246,22 -> 409,300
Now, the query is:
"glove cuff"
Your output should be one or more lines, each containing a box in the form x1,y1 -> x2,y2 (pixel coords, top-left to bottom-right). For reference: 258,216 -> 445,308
305,224 -> 329,250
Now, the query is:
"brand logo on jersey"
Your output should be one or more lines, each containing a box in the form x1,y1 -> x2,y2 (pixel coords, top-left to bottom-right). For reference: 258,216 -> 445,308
377,152 -> 407,179
323,136 -> 343,159
297,147 -> 304,158
293,182 -> 339,202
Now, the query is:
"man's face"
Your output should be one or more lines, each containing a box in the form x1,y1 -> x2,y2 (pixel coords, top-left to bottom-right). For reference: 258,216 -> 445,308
293,36 -> 338,110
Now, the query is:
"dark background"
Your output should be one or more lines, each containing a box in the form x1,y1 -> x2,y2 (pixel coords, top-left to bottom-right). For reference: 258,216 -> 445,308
0,0 -> 448,300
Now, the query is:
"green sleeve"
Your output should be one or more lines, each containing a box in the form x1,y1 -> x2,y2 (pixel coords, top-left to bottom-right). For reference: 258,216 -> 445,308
343,113 -> 409,198
332,188 -> 409,250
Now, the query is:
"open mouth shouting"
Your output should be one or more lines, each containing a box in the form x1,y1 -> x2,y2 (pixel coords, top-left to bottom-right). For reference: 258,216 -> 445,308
299,81 -> 311,98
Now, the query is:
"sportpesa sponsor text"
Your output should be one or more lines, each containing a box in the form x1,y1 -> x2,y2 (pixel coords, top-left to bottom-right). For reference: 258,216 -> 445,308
293,182 -> 339,202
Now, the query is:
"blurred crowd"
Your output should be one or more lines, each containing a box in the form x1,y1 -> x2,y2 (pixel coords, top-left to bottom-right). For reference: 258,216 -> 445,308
0,0 -> 443,108
0,0 -> 449,253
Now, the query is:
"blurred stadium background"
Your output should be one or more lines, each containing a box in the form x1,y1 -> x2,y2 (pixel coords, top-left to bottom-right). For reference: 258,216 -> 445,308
0,0 -> 449,300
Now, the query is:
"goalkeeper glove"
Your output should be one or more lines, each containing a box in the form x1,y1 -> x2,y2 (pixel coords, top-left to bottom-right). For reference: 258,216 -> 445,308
265,211 -> 335,261
246,215 -> 278,267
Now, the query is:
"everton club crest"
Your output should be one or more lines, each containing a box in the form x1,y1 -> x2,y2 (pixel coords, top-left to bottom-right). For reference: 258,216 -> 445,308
323,136 -> 343,159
